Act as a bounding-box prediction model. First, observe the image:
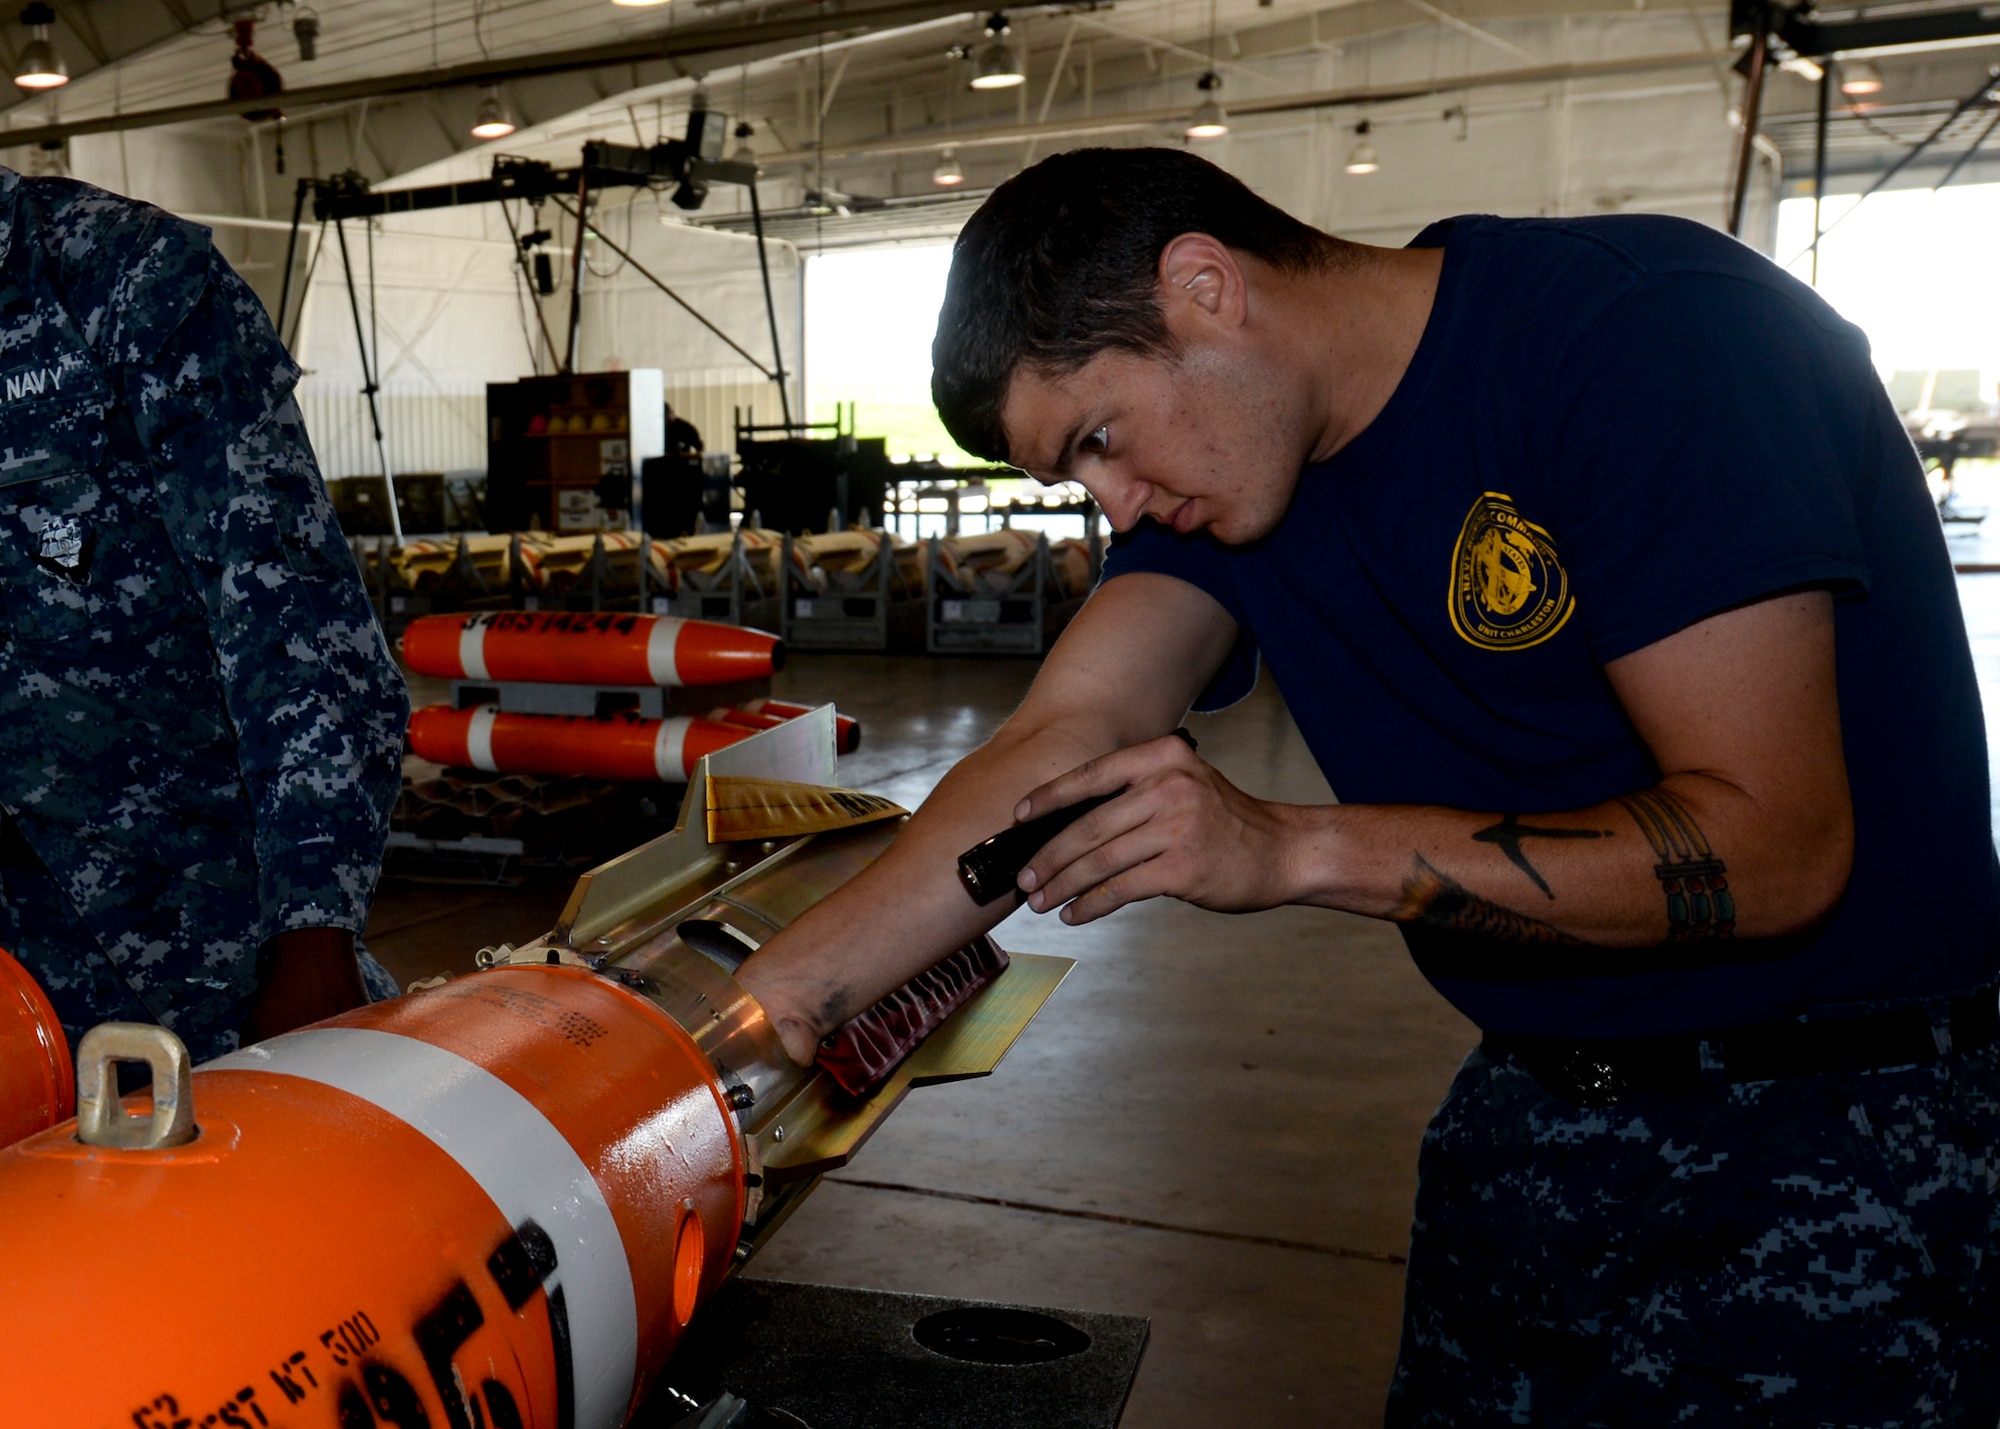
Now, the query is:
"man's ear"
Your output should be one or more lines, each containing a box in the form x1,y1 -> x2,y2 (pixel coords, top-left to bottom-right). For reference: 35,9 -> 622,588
1158,233 -> 1246,327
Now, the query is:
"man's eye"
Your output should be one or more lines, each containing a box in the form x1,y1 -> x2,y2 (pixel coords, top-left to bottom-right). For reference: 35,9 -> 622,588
1079,426 -> 1109,456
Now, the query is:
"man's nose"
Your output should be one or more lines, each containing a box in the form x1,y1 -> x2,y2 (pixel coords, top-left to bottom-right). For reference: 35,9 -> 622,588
1095,477 -> 1151,532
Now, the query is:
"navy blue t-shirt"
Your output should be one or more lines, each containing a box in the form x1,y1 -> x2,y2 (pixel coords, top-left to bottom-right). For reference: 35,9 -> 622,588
1103,213 -> 2000,1038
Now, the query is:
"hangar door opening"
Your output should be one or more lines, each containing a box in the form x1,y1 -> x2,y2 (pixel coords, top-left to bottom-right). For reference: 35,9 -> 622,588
1778,181 -> 2000,836
1776,181 -> 2000,523
803,243 -> 1095,542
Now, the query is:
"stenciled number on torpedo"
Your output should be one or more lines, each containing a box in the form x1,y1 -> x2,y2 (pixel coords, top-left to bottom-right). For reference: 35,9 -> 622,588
125,1218 -> 572,1429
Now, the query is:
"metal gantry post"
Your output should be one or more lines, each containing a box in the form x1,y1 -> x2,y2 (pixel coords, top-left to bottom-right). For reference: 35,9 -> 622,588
333,215 -> 402,545
1811,62 -> 1831,284
1728,2 -> 1773,238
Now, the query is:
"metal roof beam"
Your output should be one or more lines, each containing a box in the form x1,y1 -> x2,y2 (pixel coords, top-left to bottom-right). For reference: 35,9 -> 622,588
0,0 -> 977,152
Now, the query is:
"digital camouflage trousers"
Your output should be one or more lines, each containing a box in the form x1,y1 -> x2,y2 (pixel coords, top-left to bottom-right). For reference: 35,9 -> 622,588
1388,1032 -> 2000,1427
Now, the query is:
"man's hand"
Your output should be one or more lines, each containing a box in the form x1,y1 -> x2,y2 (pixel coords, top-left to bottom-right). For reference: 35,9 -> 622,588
243,927 -> 367,1044
1013,733 -> 1305,924
734,573 -> 1242,1064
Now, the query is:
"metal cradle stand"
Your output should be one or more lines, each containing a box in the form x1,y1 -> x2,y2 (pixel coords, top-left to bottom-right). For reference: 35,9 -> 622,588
662,522 -> 782,630
924,532 -> 1100,656
779,517 -> 925,653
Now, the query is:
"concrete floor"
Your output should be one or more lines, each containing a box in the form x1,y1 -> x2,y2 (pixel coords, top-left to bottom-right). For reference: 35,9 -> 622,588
368,652 -> 1477,1426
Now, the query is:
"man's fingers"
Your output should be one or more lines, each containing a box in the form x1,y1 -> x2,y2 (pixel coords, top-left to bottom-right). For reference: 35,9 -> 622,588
1015,731 -> 1199,822
1019,792 -> 1153,894
1029,826 -> 1173,913
1015,750 -> 1139,823
1059,854 -> 1180,924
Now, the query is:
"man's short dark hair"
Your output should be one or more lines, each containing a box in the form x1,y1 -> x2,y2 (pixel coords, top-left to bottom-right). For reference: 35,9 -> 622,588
931,147 -> 1343,463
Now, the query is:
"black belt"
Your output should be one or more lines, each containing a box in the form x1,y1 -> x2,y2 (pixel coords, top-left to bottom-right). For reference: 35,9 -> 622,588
1483,988 -> 2000,1108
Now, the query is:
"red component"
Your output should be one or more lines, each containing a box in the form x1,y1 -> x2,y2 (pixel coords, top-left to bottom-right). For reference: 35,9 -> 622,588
721,698 -> 861,755
409,705 -> 755,781
816,937 -> 1008,1096
228,19 -> 284,120
401,611 -> 783,688
0,946 -> 71,1149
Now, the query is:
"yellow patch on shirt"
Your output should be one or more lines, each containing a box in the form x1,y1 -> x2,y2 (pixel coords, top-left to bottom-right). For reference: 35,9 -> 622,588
1448,492 -> 1575,651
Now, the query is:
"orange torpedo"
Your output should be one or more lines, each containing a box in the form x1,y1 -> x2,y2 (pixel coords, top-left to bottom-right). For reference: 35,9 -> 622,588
408,705 -> 756,781
402,611 -> 784,688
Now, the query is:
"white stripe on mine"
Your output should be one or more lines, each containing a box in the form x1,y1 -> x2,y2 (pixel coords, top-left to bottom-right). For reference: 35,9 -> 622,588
457,617 -> 492,680
652,716 -> 691,781
211,1027 -> 639,1429
465,705 -> 500,772
645,616 -> 684,687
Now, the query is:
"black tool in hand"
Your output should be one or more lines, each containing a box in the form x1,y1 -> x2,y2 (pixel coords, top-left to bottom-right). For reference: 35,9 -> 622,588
956,728 -> 1199,905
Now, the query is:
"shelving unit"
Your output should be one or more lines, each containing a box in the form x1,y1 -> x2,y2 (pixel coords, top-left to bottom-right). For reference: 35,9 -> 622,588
485,370 -> 667,534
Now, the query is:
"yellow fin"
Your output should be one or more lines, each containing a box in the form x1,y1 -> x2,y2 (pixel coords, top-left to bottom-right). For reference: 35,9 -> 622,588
705,776 -> 908,844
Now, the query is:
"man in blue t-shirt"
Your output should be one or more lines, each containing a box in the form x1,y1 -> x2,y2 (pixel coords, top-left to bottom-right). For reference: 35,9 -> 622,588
737,148 -> 2000,1423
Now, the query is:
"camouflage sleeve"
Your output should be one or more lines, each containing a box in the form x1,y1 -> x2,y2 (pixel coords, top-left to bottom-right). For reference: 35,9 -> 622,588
110,224 -> 409,940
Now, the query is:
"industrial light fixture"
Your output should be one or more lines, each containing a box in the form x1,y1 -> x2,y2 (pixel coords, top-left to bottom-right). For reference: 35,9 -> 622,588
291,5 -> 319,62
13,4 -> 67,91
611,0 -> 671,7
933,147 -> 966,186
1186,71 -> 1228,139
1840,59 -> 1885,95
731,120 -> 757,165
227,18 -> 284,121
1344,120 -> 1379,175
969,13 -> 1025,90
672,175 -> 709,211
1185,0 -> 1228,140
470,87 -> 516,140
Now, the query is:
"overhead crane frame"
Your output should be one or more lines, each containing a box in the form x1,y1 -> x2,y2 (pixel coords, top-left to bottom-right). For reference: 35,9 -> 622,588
1726,0 -> 2000,238
272,122 -> 794,543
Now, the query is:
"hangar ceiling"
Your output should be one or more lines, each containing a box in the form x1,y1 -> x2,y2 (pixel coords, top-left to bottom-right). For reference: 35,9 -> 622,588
0,0 -> 1994,236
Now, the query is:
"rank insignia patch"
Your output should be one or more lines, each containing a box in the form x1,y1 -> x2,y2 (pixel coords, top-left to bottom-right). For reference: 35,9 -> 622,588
1448,491 -> 1574,651
34,514 -> 90,581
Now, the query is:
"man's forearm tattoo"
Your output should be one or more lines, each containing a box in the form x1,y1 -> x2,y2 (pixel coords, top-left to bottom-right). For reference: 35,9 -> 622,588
1617,790 -> 1735,940
1470,811 -> 1613,899
1395,855 -> 1587,945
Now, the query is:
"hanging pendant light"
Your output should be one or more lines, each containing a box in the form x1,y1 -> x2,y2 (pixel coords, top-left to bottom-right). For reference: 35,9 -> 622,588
470,88 -> 516,140
14,3 -> 67,90
1344,120 -> 1380,175
933,148 -> 966,186
1186,71 -> 1228,139
1839,59 -> 1885,96
1185,2 -> 1227,140
969,13 -> 1025,90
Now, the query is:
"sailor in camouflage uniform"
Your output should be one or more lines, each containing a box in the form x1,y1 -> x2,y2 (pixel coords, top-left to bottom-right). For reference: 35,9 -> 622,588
0,166 -> 408,1064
